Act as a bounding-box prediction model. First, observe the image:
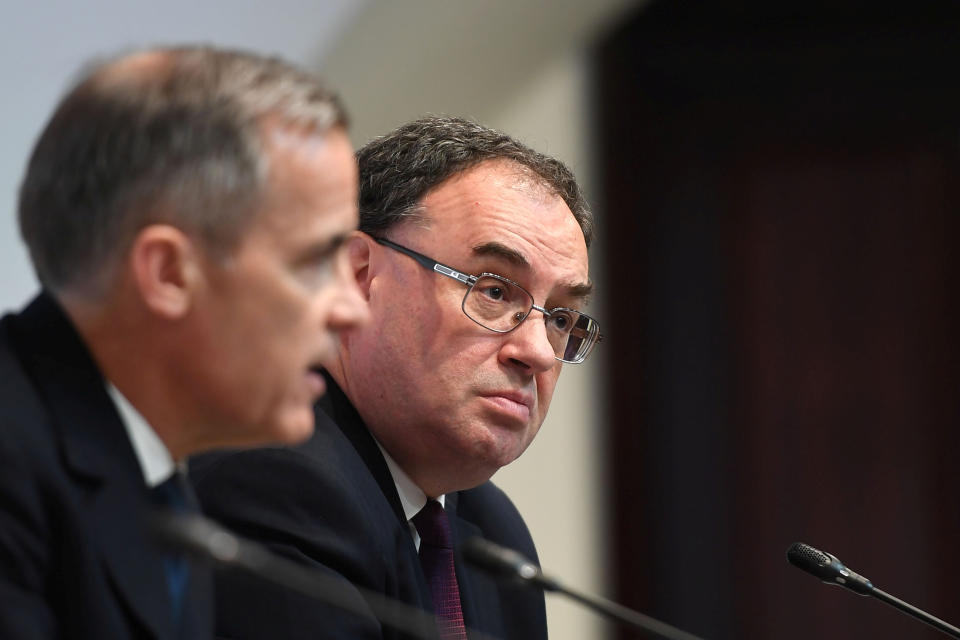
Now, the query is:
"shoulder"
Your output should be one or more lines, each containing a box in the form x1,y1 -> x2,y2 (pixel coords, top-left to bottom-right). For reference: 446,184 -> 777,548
457,481 -> 527,529
0,313 -> 59,469
189,411 -> 404,577
190,437 -> 373,542
454,481 -> 547,640
456,480 -> 538,562
191,403 -> 381,507
189,404 -> 427,638
0,314 -> 44,420
0,316 -> 82,634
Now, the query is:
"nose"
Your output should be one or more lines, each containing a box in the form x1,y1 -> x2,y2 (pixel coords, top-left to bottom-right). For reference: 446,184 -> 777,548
497,312 -> 557,374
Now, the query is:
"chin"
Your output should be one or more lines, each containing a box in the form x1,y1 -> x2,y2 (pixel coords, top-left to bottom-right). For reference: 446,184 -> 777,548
269,410 -> 317,445
469,434 -> 527,473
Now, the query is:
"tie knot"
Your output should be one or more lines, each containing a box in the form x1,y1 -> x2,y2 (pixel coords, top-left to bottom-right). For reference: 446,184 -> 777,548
151,472 -> 190,512
413,500 -> 452,549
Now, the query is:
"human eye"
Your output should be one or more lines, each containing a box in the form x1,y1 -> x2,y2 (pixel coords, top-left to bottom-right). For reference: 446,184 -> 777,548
295,258 -> 334,289
294,239 -> 346,289
478,283 -> 507,302
473,274 -> 523,304
290,233 -> 347,289
546,310 -> 575,333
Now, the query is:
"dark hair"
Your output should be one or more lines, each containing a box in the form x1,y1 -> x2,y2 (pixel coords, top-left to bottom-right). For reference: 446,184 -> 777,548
356,116 -> 594,248
18,46 -> 347,295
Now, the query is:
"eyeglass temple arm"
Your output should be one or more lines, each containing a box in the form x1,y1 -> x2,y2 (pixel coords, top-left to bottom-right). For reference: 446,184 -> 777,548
374,237 -> 473,285
432,264 -> 473,285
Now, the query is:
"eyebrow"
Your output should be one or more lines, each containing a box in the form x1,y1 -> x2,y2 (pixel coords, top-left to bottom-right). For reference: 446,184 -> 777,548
471,241 -> 594,302
471,241 -> 529,268
565,280 -> 594,301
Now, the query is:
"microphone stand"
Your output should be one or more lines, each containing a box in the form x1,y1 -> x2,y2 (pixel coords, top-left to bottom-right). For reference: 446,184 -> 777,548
463,537 -> 706,640
152,511 -> 503,640
870,587 -> 960,639
787,542 -> 960,639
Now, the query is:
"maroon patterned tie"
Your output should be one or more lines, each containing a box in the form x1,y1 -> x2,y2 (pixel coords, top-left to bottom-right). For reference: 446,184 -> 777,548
412,500 -> 468,640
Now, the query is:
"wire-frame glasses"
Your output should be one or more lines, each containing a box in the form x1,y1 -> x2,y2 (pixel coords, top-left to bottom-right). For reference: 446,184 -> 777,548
375,237 -> 602,364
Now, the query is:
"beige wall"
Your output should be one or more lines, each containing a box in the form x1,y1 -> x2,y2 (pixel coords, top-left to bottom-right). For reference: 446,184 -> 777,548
317,2 -> 641,637
478,50 -> 612,640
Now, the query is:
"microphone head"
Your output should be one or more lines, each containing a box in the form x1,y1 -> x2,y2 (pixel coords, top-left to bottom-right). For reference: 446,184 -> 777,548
787,542 -> 837,579
786,542 -> 873,595
150,510 -> 244,564
462,537 -> 547,585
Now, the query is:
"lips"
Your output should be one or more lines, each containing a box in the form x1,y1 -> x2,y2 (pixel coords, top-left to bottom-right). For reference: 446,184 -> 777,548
305,366 -> 327,397
478,389 -> 534,423
483,389 -> 533,408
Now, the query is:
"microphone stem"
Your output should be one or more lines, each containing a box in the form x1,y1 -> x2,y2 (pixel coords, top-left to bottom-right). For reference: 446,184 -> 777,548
871,587 -> 960,639
537,578 -> 705,640
238,543 -> 439,639
154,512 -> 504,640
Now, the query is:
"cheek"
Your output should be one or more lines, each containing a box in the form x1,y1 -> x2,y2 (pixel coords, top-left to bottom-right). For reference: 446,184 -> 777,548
381,296 -> 455,359
535,370 -> 561,417
261,274 -> 319,332
420,334 -> 498,398
235,293 -> 314,378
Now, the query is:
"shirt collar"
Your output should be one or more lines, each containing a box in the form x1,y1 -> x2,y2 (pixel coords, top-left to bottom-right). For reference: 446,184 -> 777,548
106,383 -> 176,487
374,439 -> 445,521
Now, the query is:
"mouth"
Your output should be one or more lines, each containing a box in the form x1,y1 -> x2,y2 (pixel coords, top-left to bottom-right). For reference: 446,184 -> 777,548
478,390 -> 534,424
305,366 -> 327,397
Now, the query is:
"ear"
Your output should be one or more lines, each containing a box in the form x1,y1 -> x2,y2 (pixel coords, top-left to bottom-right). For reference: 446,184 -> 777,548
345,231 -> 374,300
128,224 -> 201,319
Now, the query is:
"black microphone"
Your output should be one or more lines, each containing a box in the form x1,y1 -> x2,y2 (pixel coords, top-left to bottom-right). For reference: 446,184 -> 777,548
463,537 -> 706,640
151,511 -> 501,640
787,542 -> 960,638
786,542 -> 874,594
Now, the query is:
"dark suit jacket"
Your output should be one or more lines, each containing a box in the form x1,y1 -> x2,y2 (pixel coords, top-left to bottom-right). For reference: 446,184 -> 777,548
0,293 -> 212,639
190,374 -> 547,640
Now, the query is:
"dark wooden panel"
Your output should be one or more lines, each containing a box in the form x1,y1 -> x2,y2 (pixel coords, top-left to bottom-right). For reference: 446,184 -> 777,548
596,2 -> 960,638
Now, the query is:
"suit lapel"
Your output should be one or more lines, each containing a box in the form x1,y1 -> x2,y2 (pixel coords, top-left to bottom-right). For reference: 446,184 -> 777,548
11,294 -> 176,640
87,470 -> 176,640
316,374 -> 434,608
318,373 -> 408,524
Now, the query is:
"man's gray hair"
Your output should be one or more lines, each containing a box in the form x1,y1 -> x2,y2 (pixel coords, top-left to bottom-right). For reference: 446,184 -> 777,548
18,46 -> 347,295
357,116 -> 594,248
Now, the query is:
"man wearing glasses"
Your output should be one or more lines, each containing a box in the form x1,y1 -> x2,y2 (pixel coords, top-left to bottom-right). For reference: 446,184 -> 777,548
191,116 -> 601,640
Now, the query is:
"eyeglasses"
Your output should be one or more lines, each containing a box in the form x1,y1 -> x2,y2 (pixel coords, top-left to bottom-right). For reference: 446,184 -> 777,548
374,237 -> 602,364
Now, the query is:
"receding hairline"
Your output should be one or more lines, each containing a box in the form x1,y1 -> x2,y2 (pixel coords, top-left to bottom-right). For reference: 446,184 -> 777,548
17,44 -> 349,296
355,116 -> 593,250
93,49 -> 176,85
403,159 -> 593,295
83,46 -> 347,133
428,157 -> 571,207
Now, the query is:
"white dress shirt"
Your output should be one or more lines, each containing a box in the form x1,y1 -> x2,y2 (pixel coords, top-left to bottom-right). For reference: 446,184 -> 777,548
374,440 -> 445,551
106,383 -> 177,488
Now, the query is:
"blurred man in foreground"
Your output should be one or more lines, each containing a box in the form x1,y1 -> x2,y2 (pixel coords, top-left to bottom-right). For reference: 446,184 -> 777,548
0,46 -> 366,639
192,116 -> 601,639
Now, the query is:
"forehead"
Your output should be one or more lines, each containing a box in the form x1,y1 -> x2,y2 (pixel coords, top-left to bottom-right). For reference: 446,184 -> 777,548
252,126 -> 357,232
408,160 -> 589,283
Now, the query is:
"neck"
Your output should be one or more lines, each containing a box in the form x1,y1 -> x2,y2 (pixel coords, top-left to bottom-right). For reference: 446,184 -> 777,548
63,294 -> 193,462
325,347 -> 495,497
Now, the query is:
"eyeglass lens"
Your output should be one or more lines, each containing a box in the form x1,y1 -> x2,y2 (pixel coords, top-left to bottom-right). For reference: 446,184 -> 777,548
463,275 -> 598,363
